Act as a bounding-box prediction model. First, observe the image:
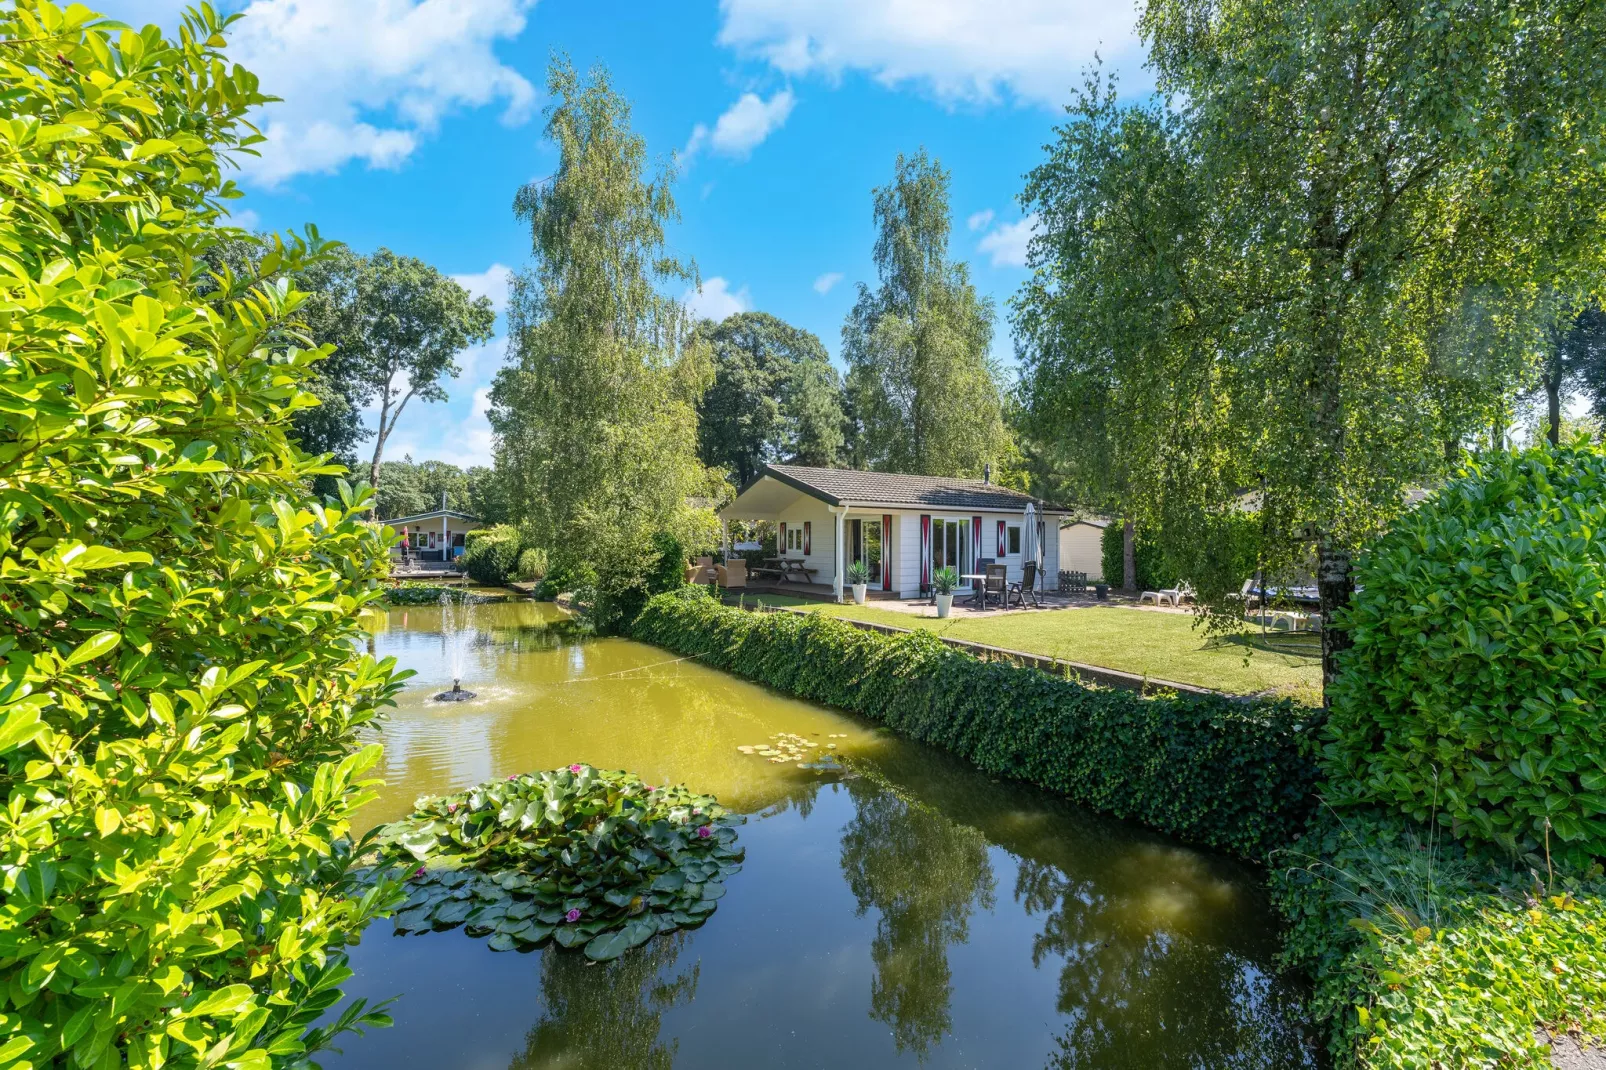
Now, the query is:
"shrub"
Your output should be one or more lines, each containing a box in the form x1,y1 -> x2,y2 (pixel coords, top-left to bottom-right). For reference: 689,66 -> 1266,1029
515,546 -> 548,582
1099,521 -> 1177,590
460,524 -> 524,586
631,590 -> 1318,859
1325,445 -> 1606,867
1272,808 -> 1606,1068
0,6 -> 403,1066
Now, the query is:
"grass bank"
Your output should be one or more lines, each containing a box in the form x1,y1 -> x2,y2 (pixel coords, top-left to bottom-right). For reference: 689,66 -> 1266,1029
733,593 -> 1323,704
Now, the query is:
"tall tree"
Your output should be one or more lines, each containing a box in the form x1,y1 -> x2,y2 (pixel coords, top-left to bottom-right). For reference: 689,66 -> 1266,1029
344,250 -> 496,488
489,58 -> 716,627
1016,0 -> 1606,694
695,311 -> 845,484
844,151 -> 1011,477
1545,299 -> 1606,445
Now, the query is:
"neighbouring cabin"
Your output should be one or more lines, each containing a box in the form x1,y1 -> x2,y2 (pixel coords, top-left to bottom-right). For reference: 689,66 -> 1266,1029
1058,517 -> 1109,582
383,509 -> 485,564
719,464 -> 1069,601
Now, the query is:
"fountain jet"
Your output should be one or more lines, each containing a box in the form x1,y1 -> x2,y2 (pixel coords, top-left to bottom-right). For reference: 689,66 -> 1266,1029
432,591 -> 478,702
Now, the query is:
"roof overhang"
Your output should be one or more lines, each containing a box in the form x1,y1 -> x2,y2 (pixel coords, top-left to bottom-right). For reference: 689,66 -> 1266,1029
720,473 -> 834,519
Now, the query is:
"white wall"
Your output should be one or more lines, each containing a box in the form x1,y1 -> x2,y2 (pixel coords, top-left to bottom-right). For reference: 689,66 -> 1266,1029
1059,522 -> 1104,581
776,499 -> 836,586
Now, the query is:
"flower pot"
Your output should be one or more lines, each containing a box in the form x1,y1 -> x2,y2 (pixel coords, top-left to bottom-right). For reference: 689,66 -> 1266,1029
935,592 -> 953,618
852,583 -> 868,605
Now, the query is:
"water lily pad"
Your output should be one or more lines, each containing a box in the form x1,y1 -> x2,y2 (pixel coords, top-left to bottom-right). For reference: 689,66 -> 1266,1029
372,766 -> 742,961
432,899 -> 474,925
553,926 -> 590,949
487,932 -> 518,952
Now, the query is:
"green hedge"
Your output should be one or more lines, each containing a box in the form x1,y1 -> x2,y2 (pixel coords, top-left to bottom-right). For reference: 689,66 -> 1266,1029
460,524 -> 526,586
631,589 -> 1317,859
1099,520 -> 1177,590
1327,445 -> 1606,867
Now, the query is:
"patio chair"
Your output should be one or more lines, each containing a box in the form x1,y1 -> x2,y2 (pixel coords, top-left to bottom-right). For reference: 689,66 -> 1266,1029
982,563 -> 1008,609
1007,561 -> 1040,608
715,559 -> 747,588
685,556 -> 717,585
1139,590 -> 1163,606
1239,577 -> 1260,610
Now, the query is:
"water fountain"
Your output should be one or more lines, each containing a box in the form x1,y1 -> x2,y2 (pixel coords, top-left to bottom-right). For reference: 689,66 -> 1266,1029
433,591 -> 477,701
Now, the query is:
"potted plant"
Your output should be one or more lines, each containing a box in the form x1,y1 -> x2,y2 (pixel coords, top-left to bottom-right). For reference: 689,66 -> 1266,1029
932,567 -> 958,618
847,561 -> 871,604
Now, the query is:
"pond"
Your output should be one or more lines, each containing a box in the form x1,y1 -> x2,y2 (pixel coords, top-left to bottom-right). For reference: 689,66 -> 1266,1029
331,601 -> 1317,1069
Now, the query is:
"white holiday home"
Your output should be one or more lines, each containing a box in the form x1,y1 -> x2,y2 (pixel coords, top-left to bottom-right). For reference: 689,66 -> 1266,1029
719,464 -> 1070,602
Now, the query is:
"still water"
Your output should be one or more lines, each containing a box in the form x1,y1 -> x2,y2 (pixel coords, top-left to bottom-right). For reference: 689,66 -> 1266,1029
330,601 -> 1316,1069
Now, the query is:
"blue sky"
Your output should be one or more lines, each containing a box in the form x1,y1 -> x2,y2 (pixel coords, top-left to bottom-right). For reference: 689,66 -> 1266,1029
123,0 -> 1150,470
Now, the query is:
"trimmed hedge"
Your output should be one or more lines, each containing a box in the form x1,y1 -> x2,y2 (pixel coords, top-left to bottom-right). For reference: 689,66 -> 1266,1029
1327,445 -> 1606,867
631,588 -> 1318,859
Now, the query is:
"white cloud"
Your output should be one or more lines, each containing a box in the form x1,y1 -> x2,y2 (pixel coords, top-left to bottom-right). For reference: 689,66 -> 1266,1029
452,263 -> 514,316
685,88 -> 795,160
225,0 -> 538,186
966,208 -> 994,232
812,271 -> 844,295
228,207 -> 262,232
977,213 -> 1040,268
716,0 -> 1141,108
684,277 -> 752,322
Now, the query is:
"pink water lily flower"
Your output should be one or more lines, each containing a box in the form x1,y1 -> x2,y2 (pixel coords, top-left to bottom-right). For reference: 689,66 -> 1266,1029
569,764 -> 583,774
691,807 -> 702,816
697,825 -> 713,839
414,867 -> 426,878
446,803 -> 457,814
564,908 -> 582,923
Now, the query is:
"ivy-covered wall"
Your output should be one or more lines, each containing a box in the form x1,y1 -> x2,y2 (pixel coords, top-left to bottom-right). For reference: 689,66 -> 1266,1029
631,588 -> 1318,860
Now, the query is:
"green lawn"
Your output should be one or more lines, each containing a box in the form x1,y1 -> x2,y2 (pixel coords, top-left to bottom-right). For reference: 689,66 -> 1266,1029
728,592 -> 1323,703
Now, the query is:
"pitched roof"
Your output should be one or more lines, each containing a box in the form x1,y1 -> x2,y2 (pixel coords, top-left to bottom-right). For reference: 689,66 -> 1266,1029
756,464 -> 1069,512
380,509 -> 483,526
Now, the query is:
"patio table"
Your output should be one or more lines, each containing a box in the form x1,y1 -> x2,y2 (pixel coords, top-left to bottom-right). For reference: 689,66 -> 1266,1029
961,573 -> 989,609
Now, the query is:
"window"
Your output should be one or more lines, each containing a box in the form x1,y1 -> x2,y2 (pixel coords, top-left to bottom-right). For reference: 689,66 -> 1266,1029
786,527 -> 802,552
1007,525 -> 1022,555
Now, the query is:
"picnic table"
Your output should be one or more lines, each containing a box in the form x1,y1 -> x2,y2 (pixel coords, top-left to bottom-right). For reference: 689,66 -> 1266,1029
756,557 -> 817,584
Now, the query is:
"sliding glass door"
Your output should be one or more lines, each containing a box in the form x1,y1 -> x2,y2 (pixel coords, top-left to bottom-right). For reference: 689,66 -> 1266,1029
849,519 -> 884,589
929,517 -> 971,582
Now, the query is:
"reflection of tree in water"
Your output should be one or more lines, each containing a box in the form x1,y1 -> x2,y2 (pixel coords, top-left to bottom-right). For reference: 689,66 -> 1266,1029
508,934 -> 698,1070
1015,860 -> 1315,1070
839,777 -> 996,1058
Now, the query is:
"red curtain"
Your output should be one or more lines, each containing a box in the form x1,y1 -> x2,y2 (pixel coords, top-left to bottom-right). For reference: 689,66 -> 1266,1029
919,515 -> 931,588
882,514 -> 893,588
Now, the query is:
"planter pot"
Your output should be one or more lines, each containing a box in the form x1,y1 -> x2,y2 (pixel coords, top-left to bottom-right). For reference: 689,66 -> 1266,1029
935,592 -> 953,618
1094,583 -> 1109,600
852,583 -> 868,605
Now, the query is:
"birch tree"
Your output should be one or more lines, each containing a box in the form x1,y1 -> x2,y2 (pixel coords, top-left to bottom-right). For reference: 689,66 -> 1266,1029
1016,0 -> 1606,695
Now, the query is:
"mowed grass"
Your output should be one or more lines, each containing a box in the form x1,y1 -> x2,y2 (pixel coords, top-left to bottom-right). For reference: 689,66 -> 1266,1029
728,592 -> 1323,704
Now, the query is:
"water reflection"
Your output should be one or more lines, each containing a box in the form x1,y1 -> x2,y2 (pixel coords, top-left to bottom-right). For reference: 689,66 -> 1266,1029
839,776 -> 995,1056
508,935 -> 697,1070
322,603 -> 1316,1069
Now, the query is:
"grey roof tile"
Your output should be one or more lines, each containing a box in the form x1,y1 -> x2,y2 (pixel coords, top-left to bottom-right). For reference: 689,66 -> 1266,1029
761,464 -> 1068,512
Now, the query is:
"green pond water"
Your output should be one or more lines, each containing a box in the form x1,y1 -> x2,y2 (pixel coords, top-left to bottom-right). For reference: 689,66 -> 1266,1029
329,601 -> 1317,1069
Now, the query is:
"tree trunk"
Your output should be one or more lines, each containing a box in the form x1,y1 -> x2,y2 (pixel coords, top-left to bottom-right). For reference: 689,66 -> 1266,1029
1546,353 -> 1563,447
1315,534 -> 1354,705
1121,518 -> 1136,590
